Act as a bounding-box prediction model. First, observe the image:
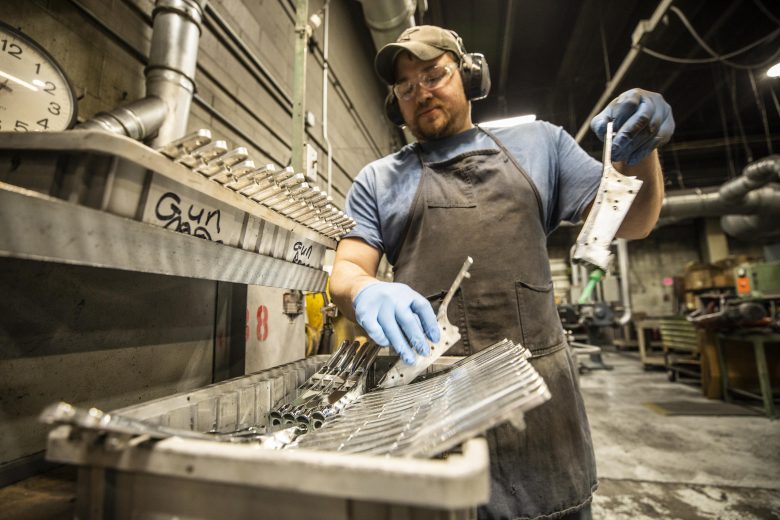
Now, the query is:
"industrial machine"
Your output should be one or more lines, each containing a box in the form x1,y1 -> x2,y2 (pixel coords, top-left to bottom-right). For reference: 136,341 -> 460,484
735,261 -> 780,300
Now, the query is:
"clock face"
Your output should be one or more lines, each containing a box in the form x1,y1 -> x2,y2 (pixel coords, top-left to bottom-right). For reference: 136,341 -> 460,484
0,21 -> 78,132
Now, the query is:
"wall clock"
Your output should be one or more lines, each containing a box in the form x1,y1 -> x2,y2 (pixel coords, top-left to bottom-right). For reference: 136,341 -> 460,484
0,20 -> 78,132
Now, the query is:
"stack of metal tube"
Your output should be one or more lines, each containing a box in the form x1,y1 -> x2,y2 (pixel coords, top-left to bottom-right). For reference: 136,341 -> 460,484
290,339 -> 551,458
156,129 -> 356,240
269,339 -> 381,431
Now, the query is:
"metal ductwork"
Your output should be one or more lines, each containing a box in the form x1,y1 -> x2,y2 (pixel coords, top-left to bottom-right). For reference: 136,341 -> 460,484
78,0 -> 206,145
358,0 -> 417,51
660,155 -> 780,241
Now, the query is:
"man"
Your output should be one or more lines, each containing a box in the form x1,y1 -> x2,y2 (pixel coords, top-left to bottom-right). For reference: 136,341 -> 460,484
330,26 -> 673,519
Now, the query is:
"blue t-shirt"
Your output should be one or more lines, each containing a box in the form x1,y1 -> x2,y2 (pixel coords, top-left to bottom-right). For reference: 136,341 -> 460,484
344,121 -> 602,265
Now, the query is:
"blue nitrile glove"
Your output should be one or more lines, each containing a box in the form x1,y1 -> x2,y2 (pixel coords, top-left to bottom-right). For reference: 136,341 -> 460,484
352,282 -> 441,365
591,88 -> 675,166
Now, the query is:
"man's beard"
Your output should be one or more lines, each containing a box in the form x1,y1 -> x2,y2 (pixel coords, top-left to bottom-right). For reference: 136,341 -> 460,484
409,103 -> 468,142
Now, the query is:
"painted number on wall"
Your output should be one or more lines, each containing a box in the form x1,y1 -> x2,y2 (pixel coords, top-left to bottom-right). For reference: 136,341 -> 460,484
247,305 -> 270,342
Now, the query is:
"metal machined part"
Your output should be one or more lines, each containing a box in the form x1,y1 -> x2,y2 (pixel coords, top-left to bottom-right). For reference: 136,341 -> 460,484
310,220 -> 331,232
301,213 -> 323,227
240,174 -> 277,197
285,191 -> 322,218
289,193 -> 327,219
277,173 -> 306,190
278,200 -> 309,216
260,189 -> 293,208
269,197 -> 297,211
156,129 -> 212,160
197,146 -> 249,180
226,163 -> 276,191
284,183 -> 311,201
287,203 -> 315,221
209,159 -> 255,185
328,226 -> 345,238
271,184 -> 311,212
290,338 -> 551,457
572,121 -> 643,270
378,256 -> 474,389
177,139 -> 228,168
297,197 -> 330,224
247,168 -> 296,202
261,176 -> 307,209
249,185 -> 282,204
270,340 -> 366,429
39,401 -> 304,449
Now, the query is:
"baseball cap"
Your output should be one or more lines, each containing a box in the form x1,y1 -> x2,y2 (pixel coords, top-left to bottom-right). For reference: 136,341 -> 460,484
374,25 -> 463,85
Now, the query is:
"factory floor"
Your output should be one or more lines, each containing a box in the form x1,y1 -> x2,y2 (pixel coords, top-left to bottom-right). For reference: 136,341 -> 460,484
2,350 -> 779,519
581,350 -> 780,519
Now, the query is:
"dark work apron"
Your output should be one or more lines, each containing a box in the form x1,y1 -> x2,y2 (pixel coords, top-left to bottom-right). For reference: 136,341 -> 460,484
393,127 -> 597,519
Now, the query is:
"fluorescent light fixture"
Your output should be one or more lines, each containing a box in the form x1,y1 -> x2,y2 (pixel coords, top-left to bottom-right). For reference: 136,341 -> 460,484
479,114 -> 536,128
767,63 -> 780,78
0,70 -> 38,91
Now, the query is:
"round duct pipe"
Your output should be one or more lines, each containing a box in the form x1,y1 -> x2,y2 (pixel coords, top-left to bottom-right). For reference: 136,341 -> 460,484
719,155 -> 780,202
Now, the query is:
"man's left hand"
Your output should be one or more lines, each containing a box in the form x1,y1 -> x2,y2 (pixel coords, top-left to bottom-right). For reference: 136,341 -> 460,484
591,88 -> 674,166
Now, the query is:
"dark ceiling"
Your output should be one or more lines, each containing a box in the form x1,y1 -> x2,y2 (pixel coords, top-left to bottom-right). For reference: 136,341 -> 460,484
420,0 -> 780,192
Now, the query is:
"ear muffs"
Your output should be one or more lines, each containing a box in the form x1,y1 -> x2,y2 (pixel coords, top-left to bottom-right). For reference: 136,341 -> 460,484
385,91 -> 404,126
460,52 -> 491,101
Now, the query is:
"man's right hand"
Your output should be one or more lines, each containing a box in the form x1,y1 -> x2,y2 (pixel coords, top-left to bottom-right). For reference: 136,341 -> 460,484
352,282 -> 441,365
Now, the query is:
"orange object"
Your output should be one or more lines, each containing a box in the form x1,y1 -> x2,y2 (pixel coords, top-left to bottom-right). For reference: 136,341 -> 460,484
736,276 -> 751,295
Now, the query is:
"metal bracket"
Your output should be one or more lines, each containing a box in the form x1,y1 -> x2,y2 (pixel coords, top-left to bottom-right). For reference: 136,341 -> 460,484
572,122 -> 643,270
378,257 -> 473,389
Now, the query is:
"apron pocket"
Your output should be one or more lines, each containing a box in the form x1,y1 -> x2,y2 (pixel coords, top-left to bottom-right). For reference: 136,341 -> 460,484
425,166 -> 477,208
515,280 -> 563,353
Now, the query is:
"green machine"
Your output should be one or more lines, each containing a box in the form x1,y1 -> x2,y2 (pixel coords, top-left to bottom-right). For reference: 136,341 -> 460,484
735,261 -> 780,299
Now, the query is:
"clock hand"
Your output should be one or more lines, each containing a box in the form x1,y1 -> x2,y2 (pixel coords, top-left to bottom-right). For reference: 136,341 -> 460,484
0,79 -> 13,93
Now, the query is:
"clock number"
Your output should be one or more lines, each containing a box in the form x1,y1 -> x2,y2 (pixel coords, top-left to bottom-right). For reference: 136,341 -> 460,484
43,81 -> 56,95
48,102 -> 61,115
37,118 -> 49,129
0,40 -> 22,60
15,120 -> 29,132
35,63 -> 41,74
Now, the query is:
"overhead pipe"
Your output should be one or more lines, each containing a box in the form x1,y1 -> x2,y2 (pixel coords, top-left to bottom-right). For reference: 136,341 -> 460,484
575,0 -> 674,143
358,0 -> 417,51
322,2 -> 333,196
660,155 -> 780,240
719,155 -> 780,202
146,0 -> 206,146
76,96 -> 168,140
78,0 -> 206,145
661,155 -> 780,219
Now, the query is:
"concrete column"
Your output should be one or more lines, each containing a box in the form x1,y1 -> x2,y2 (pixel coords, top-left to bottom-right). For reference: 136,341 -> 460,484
701,218 -> 729,262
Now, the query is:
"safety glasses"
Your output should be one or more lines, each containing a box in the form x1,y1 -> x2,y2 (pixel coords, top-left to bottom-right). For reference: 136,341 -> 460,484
393,63 -> 457,102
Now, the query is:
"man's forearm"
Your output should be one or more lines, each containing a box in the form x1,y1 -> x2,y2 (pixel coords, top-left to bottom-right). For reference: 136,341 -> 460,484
330,261 -> 379,321
615,150 -> 664,239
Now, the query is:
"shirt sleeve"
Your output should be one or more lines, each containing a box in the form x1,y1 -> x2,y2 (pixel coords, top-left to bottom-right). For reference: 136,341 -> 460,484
343,167 -> 385,253
553,124 -> 602,225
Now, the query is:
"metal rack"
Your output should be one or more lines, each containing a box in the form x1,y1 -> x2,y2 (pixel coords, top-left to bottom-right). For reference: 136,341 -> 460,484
0,131 -> 333,291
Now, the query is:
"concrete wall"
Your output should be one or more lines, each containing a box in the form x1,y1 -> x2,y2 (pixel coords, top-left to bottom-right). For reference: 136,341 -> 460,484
3,0 -> 396,207
1,0 -> 393,478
